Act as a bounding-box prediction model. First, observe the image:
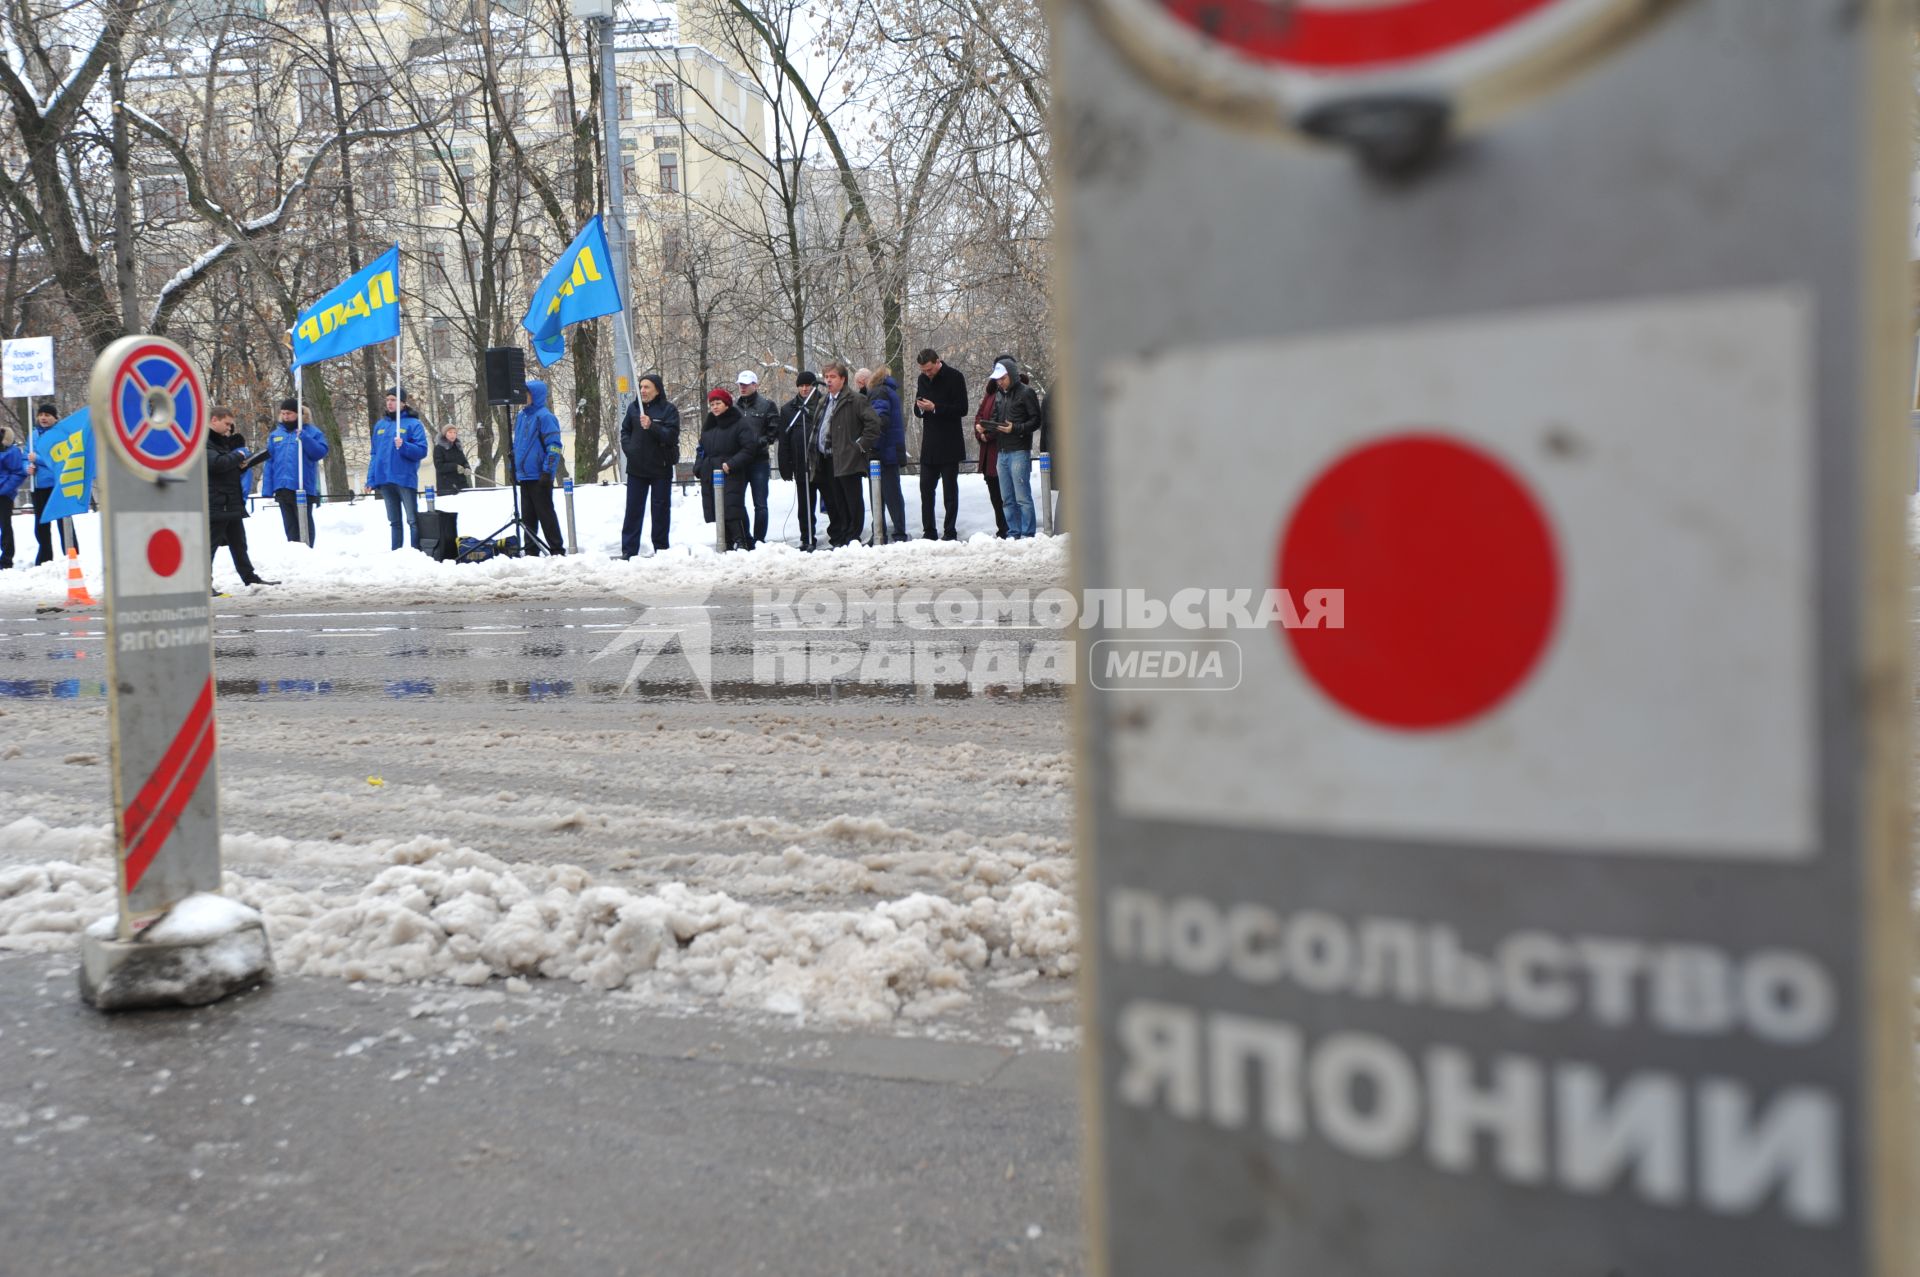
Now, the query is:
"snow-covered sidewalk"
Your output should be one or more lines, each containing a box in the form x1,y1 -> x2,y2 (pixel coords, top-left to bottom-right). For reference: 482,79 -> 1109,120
0,471 -> 1065,606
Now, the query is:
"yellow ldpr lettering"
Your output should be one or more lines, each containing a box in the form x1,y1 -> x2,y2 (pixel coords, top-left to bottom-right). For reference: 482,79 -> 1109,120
545,246 -> 603,316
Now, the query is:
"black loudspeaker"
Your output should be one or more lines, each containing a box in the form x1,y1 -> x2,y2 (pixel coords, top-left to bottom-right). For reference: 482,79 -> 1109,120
419,510 -> 459,562
483,347 -> 526,406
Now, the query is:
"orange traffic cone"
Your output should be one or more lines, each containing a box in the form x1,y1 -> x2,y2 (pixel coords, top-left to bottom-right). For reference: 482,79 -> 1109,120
63,545 -> 96,607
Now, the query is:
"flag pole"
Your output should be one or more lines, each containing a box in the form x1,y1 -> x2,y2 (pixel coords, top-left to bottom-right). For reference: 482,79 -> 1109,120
294,356 -> 311,545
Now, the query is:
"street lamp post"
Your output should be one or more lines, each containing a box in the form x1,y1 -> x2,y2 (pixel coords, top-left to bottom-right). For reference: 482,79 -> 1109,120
572,0 -> 638,483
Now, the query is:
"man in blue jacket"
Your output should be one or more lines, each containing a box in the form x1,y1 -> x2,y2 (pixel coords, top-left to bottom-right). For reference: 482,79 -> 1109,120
0,424 -> 25,569
514,379 -> 567,556
266,398 -> 330,546
26,402 -> 77,565
365,388 -> 430,550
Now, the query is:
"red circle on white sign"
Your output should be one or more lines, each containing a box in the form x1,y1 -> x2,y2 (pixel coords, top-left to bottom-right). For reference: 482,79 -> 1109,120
146,528 -> 183,579
1080,0 -> 1660,140
1277,433 -> 1559,730
1162,0 -> 1561,71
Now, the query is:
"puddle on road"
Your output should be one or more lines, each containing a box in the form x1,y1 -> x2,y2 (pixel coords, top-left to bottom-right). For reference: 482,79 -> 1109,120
0,677 -> 1061,704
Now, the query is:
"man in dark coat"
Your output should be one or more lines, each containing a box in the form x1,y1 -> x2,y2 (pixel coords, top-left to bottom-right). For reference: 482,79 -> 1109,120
777,372 -> 823,550
620,373 -> 679,558
433,426 -> 472,494
207,406 -> 275,588
818,360 -> 882,548
913,348 -> 968,540
698,389 -> 759,551
733,370 -> 781,545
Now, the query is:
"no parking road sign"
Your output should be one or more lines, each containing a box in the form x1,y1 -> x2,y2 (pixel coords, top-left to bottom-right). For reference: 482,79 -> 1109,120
89,335 -> 221,932
1083,0 -> 1673,147
101,341 -> 208,477
1061,1 -> 1914,1275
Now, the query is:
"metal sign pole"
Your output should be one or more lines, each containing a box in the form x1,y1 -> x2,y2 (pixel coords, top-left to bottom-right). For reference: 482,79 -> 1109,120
1060,2 -> 1915,1275
867,457 -> 883,545
711,468 -> 727,552
1035,451 -> 1053,536
88,336 -> 220,933
294,362 -> 311,544
562,473 -> 578,553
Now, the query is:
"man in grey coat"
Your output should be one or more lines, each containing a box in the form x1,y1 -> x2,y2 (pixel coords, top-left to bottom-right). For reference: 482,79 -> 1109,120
817,360 -> 882,547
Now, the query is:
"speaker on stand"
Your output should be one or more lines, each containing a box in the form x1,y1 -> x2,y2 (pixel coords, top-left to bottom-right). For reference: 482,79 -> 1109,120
473,345 -> 548,557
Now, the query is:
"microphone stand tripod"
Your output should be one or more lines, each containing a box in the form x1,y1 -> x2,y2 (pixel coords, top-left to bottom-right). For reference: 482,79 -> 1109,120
469,401 -> 551,558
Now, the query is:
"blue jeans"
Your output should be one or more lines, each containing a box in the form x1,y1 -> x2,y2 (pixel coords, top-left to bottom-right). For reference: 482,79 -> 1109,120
379,484 -> 419,550
622,474 -> 672,555
997,449 -> 1034,538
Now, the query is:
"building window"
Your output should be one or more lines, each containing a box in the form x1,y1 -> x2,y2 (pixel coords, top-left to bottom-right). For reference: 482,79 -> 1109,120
653,82 -> 677,118
297,66 -> 332,128
420,169 -> 441,205
439,392 -> 456,424
619,85 -> 633,119
144,177 -> 186,223
620,161 -> 635,196
661,227 -> 682,271
431,317 -> 452,359
365,170 -> 393,208
454,94 -> 475,129
551,90 -> 567,129
426,242 -> 447,275
658,152 -> 679,194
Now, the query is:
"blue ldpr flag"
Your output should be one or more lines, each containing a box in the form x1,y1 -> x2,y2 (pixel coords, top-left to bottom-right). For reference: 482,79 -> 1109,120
34,407 -> 93,523
292,245 -> 401,369
522,216 -> 622,367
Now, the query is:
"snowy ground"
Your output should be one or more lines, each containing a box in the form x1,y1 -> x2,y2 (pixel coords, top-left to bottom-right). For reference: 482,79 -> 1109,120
0,469 -> 1056,606
0,475 -> 1082,1045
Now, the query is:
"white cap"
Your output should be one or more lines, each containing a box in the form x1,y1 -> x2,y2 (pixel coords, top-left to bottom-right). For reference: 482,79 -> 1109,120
736,369 -> 759,385
990,363 -> 1009,380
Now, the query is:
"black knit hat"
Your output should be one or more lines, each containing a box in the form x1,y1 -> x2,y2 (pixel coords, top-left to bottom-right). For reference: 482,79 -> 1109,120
795,371 -> 817,387
35,402 -> 56,418
279,397 -> 299,413
638,373 -> 665,395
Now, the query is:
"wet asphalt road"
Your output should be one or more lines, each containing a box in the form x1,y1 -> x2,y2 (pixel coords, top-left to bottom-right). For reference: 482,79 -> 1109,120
0,592 -> 1085,1275
0,950 -> 1083,1277
0,592 -> 1070,706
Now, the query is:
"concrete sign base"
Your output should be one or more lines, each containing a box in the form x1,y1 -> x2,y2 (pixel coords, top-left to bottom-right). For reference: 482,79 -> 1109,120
78,895 -> 273,1012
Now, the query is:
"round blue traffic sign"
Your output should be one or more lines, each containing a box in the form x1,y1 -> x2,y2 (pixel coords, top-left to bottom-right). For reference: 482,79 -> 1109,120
104,342 -> 205,475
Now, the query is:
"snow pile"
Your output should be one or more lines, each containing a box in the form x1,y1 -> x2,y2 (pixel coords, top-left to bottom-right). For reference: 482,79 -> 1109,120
140,892 -> 264,945
0,476 -> 1068,607
1,831 -> 1078,1026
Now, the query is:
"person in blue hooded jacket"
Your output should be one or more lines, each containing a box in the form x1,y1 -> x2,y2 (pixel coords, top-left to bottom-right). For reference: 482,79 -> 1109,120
0,424 -> 26,569
266,397 -> 330,546
513,379 -> 567,556
868,364 -> 909,543
365,388 -> 430,550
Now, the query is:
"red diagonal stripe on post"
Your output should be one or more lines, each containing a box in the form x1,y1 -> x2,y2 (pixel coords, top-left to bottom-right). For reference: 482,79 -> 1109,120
123,714 -> 216,894
123,678 -> 214,853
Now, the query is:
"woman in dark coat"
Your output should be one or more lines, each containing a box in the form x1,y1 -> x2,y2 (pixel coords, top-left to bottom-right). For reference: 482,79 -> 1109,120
433,427 -> 472,494
697,389 -> 760,551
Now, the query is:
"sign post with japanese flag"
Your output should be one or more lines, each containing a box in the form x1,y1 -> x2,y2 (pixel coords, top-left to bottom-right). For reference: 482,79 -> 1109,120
87,335 -> 220,932
1060,2 -> 1913,1275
